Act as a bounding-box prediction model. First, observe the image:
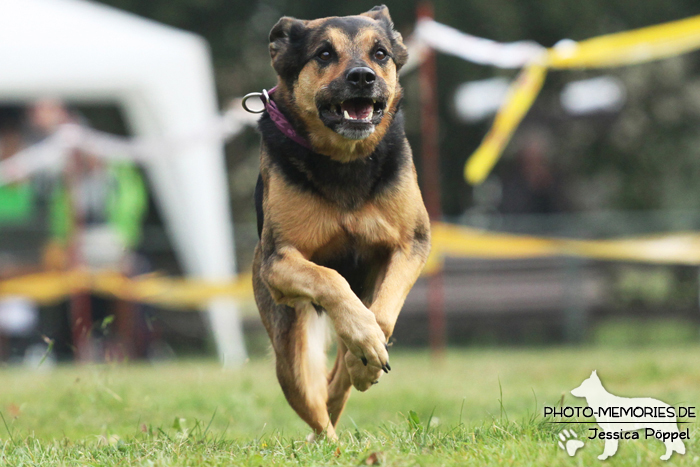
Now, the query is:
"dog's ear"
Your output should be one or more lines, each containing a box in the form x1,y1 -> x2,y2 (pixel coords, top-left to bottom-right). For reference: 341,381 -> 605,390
362,5 -> 408,71
269,16 -> 307,76
362,5 -> 391,22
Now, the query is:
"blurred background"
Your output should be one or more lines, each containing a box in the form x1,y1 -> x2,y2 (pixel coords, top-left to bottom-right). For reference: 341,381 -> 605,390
2,0 -> 700,367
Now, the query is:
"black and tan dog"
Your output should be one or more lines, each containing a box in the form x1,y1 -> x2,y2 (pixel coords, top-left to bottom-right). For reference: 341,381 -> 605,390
252,5 -> 430,440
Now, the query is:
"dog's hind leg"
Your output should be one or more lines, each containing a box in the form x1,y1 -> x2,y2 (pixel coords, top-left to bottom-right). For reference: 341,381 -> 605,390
254,246 -> 336,440
273,304 -> 335,440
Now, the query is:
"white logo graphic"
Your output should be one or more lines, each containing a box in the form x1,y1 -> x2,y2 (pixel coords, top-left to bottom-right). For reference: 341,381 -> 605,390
558,429 -> 584,456
570,370 -> 686,461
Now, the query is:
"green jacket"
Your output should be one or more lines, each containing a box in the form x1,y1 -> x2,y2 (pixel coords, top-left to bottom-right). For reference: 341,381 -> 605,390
0,182 -> 33,223
50,163 -> 147,248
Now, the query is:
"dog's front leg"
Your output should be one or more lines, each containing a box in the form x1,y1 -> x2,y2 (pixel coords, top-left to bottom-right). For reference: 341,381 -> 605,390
371,240 -> 430,339
262,246 -> 390,370
344,242 -> 430,390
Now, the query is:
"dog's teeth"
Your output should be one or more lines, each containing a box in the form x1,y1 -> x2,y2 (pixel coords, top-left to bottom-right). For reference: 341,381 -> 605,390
367,109 -> 373,120
343,110 -> 351,120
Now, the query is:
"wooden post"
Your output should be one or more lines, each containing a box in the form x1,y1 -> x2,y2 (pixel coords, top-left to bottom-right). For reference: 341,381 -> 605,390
417,1 -> 446,356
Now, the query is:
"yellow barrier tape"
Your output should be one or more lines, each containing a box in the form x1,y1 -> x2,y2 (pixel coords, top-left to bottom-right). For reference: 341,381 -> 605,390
548,15 -> 700,69
464,64 -> 547,184
465,14 -> 700,184
4,223 -> 700,306
0,269 -> 253,308
427,222 -> 700,273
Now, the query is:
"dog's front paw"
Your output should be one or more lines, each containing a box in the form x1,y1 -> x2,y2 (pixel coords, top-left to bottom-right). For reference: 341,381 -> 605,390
336,312 -> 390,373
345,351 -> 384,391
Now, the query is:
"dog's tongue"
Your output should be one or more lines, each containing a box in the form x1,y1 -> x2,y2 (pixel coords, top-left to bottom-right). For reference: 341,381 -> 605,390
341,99 -> 373,120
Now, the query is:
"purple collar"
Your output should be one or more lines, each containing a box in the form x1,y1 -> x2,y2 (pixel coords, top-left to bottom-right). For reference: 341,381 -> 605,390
247,86 -> 313,150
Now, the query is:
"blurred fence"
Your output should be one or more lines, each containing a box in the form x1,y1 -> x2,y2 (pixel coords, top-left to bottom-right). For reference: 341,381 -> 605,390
403,211 -> 700,345
3,216 -> 700,306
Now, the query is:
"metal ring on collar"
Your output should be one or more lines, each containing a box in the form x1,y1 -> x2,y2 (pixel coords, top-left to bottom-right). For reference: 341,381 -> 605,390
242,91 -> 268,113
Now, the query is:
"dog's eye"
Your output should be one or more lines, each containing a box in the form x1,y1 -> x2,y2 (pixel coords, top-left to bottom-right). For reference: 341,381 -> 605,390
318,50 -> 332,61
374,48 -> 387,60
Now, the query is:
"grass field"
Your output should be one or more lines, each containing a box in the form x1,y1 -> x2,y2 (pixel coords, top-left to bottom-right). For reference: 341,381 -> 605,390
1,345 -> 699,466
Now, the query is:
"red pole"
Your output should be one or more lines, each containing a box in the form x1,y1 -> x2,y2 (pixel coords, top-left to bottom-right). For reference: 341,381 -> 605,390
417,2 -> 446,357
66,150 -> 92,362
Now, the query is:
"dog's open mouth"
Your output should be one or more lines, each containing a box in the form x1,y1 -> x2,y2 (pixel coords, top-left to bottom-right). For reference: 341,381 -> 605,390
333,98 -> 384,122
321,98 -> 385,122
320,98 -> 386,140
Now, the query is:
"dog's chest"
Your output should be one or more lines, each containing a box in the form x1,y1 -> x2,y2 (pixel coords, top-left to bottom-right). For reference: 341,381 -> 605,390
326,199 -> 405,250
311,219 -> 394,301
269,173 -> 403,252
338,207 -> 401,245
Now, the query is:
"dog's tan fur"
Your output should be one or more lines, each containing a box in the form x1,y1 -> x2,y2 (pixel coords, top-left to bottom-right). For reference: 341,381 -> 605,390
252,6 -> 430,440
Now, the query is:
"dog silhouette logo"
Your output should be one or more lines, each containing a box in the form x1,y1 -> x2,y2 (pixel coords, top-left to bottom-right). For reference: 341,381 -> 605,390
570,370 -> 686,461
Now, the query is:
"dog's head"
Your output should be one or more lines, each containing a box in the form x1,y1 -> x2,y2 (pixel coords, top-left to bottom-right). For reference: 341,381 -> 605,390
571,370 -> 603,398
268,5 -> 407,161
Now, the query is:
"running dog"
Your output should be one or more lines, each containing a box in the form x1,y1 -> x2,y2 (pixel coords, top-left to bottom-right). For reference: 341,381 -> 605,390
251,6 -> 430,440
571,370 -> 686,460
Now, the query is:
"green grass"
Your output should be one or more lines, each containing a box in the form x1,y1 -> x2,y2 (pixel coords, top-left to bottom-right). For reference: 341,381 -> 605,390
1,345 -> 699,465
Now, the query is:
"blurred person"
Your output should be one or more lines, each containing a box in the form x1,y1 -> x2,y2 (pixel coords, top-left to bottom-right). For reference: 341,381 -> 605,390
25,99 -> 147,271
498,128 -> 567,214
0,255 -> 40,362
0,106 -> 24,158
0,106 -> 41,362
0,106 -> 34,223
27,98 -> 74,137
27,99 -> 149,361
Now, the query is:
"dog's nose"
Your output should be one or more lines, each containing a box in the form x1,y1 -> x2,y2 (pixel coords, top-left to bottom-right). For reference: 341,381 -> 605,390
346,67 -> 376,88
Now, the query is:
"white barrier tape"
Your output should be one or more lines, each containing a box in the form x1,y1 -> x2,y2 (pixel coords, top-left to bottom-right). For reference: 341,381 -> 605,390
400,33 -> 430,75
0,19 -> 553,185
0,99 -> 259,185
413,18 -> 546,69
0,130 -> 69,184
